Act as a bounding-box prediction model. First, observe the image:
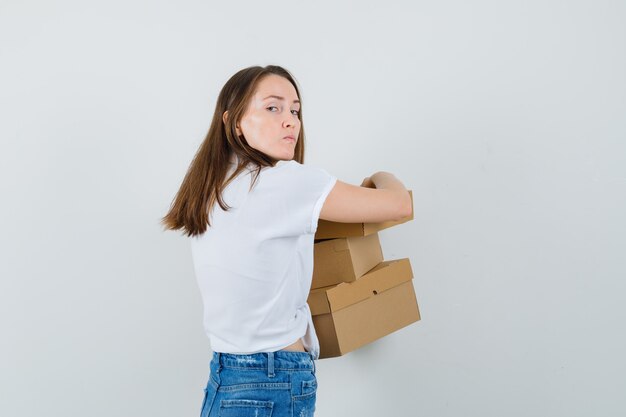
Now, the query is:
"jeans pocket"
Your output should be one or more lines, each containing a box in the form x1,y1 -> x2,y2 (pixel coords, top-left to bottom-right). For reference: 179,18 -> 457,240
292,375 -> 317,417
301,379 -> 317,396
218,399 -> 274,417
292,392 -> 316,417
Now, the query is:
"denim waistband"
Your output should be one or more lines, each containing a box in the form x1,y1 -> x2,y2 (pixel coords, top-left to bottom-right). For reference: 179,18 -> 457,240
212,350 -> 315,375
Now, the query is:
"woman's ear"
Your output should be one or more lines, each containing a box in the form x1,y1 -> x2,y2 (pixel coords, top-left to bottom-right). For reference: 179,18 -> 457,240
223,111 -> 242,136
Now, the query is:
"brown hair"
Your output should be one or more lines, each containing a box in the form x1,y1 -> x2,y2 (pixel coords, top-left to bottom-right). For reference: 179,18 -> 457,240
160,65 -> 307,237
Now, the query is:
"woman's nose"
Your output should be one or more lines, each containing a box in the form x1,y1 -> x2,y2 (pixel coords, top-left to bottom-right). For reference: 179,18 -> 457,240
283,113 -> 299,128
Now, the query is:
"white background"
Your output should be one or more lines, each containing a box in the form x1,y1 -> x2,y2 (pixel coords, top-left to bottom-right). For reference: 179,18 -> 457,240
1,1 -> 625,416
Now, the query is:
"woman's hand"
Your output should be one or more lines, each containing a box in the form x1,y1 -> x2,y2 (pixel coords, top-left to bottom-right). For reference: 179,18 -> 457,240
360,176 -> 376,188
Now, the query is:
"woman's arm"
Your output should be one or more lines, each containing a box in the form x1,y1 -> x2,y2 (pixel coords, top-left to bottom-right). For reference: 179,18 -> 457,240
319,171 -> 412,223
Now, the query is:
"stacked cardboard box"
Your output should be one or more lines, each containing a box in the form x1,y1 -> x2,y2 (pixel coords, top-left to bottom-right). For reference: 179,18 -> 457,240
308,190 -> 420,359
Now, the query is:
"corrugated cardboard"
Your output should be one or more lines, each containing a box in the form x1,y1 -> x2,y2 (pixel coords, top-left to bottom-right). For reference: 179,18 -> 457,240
314,190 -> 414,240
307,258 -> 420,359
311,233 -> 383,289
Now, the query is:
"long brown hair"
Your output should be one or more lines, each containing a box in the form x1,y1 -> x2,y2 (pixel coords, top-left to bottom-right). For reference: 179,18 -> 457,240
160,65 -> 307,237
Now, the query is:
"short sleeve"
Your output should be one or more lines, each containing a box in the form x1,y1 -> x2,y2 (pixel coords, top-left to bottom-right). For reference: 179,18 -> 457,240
253,160 -> 337,236
307,166 -> 338,234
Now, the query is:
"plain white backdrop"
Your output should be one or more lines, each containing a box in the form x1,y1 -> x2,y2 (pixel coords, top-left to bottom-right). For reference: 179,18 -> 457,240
1,1 -> 625,416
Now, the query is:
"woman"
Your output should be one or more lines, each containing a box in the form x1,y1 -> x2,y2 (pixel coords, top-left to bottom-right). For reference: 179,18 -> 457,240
161,65 -> 411,417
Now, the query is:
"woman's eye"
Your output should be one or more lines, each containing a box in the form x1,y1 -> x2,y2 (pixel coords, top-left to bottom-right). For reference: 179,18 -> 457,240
267,106 -> 299,116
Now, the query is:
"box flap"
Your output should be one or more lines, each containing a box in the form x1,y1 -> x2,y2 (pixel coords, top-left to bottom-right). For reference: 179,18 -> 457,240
326,258 -> 413,312
315,221 -> 364,239
347,233 -> 383,277
308,286 -> 333,315
331,239 -> 349,252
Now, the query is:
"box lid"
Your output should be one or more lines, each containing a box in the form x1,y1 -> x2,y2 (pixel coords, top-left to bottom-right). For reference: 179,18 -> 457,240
308,258 -> 414,315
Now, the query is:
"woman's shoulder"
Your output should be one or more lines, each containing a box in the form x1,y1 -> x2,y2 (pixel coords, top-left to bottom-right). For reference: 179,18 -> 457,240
273,159 -> 327,173
260,160 -> 335,193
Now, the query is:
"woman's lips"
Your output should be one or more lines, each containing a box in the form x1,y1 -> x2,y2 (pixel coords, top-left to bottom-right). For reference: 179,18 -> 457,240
283,136 -> 296,143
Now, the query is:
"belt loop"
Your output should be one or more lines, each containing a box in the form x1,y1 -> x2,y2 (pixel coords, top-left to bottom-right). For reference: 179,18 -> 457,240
215,352 -> 222,374
310,352 -> 316,374
267,352 -> 275,378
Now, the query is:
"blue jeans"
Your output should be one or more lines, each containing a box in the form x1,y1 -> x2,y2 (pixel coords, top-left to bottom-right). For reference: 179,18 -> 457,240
200,350 -> 318,417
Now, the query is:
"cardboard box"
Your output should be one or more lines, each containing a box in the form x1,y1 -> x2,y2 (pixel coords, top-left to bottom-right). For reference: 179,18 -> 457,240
314,190 -> 414,240
311,233 -> 384,289
307,258 -> 420,359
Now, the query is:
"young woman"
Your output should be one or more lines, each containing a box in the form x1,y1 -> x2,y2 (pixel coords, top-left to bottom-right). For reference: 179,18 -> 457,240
161,65 -> 411,417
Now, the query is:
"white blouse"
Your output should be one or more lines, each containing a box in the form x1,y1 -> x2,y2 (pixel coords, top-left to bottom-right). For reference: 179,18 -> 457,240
190,156 -> 337,360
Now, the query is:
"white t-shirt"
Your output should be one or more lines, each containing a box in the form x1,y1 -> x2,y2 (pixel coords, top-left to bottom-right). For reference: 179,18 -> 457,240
190,156 -> 337,360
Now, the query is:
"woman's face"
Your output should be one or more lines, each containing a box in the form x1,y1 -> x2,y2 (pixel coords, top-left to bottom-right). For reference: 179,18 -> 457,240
231,74 -> 301,161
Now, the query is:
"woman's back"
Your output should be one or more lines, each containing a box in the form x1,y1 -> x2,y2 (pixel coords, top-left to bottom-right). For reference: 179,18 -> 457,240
191,156 -> 337,360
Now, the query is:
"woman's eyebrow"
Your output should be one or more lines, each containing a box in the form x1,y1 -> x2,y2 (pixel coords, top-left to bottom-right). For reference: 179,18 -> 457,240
262,95 -> 300,104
